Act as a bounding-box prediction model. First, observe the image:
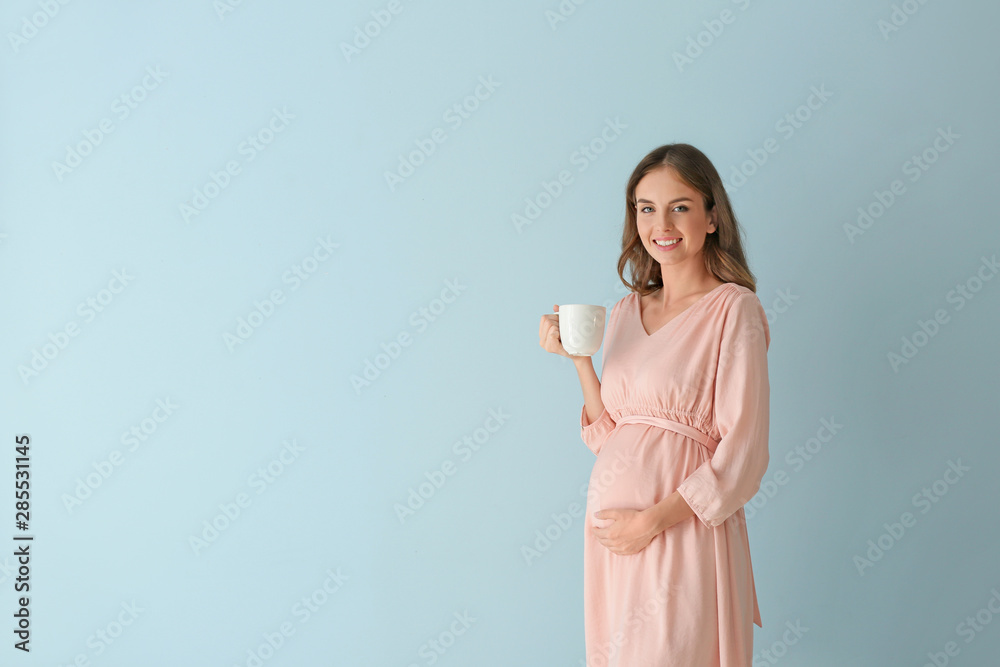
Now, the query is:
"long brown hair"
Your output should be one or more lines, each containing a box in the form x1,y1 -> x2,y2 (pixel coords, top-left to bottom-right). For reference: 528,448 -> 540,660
617,143 -> 757,295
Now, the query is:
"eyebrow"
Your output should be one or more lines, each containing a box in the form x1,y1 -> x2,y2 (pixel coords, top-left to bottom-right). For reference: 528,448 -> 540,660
636,197 -> 692,205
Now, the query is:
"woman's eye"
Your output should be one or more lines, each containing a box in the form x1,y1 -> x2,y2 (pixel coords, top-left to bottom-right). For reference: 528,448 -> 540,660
640,206 -> 652,213
673,205 -> 688,212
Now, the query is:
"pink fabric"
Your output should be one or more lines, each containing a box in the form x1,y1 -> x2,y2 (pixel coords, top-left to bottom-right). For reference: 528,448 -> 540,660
580,282 -> 770,667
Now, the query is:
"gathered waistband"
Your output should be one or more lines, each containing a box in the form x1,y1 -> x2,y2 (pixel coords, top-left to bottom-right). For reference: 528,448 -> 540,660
615,414 -> 719,454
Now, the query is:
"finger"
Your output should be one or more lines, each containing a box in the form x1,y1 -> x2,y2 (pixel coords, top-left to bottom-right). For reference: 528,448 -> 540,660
538,316 -> 550,339
540,320 -> 557,344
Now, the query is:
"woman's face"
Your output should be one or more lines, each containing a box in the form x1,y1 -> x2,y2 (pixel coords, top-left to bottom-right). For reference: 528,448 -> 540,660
634,166 -> 717,268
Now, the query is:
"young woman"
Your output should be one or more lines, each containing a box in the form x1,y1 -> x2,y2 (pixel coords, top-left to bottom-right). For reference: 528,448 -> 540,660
539,143 -> 771,666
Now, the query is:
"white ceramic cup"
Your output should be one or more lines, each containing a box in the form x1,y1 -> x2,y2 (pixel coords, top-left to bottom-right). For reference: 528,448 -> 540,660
553,304 -> 606,356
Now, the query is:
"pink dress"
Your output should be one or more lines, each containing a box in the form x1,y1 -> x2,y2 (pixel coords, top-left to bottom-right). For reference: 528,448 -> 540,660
580,282 -> 770,667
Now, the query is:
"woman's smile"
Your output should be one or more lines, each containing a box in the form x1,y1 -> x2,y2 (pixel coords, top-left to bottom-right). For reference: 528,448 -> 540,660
652,237 -> 682,250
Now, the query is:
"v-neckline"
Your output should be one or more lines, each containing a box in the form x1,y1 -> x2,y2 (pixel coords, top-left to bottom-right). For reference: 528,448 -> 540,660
636,283 -> 730,337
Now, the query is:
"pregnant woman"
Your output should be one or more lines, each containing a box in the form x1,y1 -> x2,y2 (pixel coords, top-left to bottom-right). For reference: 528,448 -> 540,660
539,143 -> 771,666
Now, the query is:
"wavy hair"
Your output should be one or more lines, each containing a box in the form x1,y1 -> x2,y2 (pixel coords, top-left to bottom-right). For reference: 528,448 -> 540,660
617,143 -> 757,295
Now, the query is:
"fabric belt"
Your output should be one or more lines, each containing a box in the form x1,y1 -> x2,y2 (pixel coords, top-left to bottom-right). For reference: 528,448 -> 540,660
615,414 -> 720,455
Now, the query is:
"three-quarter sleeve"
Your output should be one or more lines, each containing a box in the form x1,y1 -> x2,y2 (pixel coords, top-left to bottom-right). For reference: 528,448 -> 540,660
580,404 -> 616,456
676,292 -> 770,529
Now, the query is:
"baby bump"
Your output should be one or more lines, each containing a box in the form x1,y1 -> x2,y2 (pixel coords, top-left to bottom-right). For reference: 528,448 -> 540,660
587,425 -> 707,531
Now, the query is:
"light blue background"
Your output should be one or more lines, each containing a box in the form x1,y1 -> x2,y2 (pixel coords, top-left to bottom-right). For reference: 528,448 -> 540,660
1,0 -> 999,665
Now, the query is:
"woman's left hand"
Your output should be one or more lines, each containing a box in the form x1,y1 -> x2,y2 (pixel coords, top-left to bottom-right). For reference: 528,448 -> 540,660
591,508 -> 660,555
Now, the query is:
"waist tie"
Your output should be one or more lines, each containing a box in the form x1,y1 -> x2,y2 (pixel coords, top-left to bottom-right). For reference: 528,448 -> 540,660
615,414 -> 719,455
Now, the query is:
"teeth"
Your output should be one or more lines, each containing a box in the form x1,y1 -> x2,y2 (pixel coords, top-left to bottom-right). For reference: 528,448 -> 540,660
654,239 -> 680,246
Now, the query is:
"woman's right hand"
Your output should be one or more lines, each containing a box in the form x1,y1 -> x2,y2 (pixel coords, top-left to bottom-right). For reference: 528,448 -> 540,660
539,305 -> 574,357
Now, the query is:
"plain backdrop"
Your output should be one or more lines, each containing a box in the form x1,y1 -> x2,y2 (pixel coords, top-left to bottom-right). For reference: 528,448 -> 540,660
1,1 -> 998,665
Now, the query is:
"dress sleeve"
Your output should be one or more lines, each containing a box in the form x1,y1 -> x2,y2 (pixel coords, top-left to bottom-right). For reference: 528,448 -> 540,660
578,296 -> 624,456
580,405 -> 616,456
676,292 -> 770,528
